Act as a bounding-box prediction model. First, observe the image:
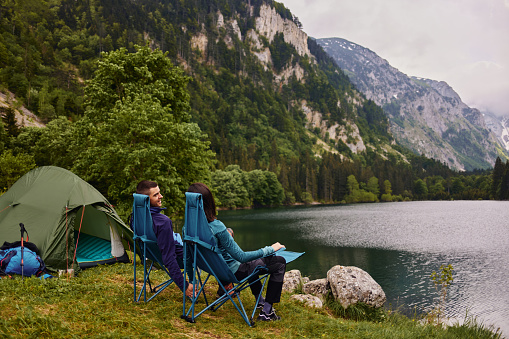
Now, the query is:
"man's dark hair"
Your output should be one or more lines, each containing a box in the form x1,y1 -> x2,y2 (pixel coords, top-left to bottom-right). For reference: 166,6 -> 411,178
136,180 -> 158,195
187,183 -> 216,222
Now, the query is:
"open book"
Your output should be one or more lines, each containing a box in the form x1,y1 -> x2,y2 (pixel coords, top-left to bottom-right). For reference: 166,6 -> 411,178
267,247 -> 304,264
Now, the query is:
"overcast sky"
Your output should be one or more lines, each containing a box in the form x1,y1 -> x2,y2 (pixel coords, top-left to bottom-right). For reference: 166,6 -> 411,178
278,0 -> 509,117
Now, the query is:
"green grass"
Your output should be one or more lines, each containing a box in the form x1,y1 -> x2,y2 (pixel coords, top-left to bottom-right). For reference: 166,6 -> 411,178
0,261 -> 503,338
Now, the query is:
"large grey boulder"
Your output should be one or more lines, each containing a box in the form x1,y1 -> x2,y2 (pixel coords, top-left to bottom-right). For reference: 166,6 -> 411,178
327,265 -> 386,309
283,269 -> 303,292
302,278 -> 329,299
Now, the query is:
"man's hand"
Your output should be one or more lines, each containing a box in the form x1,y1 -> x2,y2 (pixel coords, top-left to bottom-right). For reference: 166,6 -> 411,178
271,242 -> 285,252
185,283 -> 198,298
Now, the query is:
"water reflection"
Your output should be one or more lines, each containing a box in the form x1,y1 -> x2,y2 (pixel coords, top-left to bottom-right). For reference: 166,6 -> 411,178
220,201 -> 509,335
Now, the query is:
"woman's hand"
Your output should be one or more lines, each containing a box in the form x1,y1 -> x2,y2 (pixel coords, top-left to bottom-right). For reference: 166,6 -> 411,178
271,242 -> 285,252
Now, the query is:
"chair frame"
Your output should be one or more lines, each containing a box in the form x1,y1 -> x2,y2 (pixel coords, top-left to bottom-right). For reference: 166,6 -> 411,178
181,192 -> 270,326
132,193 -> 178,302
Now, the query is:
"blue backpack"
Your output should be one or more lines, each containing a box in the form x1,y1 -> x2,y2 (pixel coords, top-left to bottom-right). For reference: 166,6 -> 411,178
0,241 -> 47,277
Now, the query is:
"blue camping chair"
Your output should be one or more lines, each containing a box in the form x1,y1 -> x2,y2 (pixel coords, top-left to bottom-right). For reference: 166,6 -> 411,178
181,192 -> 304,326
132,193 -> 182,302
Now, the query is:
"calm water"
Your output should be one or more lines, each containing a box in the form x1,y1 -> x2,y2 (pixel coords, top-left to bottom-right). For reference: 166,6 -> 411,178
219,200 -> 509,335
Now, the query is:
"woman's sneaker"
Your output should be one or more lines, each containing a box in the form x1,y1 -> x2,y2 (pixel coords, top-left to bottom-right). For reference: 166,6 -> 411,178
257,309 -> 281,321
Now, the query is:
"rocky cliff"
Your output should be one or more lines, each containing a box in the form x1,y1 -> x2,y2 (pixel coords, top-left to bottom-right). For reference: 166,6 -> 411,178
0,92 -> 45,129
317,37 -> 506,170
194,5 -> 373,157
483,112 -> 509,152
255,4 -> 311,58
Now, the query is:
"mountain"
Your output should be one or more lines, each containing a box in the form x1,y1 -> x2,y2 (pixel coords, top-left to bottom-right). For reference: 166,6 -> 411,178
0,0 -> 390,162
316,37 -> 507,171
483,112 -> 509,152
1,0 -> 472,204
0,3 -> 401,160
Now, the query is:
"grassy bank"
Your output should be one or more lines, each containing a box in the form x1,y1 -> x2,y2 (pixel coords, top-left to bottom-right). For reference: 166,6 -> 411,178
0,261 -> 503,338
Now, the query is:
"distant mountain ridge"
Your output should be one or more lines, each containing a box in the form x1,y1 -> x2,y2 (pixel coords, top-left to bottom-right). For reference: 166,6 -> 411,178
483,112 -> 509,151
317,37 -> 507,171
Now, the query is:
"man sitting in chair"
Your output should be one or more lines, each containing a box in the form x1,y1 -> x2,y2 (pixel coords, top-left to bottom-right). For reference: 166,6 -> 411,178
136,180 -> 195,298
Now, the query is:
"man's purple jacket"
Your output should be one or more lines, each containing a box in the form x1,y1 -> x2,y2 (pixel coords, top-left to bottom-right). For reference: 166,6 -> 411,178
150,206 -> 188,292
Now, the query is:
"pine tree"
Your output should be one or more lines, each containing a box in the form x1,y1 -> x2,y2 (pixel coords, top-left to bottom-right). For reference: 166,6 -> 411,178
1,107 -> 19,138
491,157 -> 504,199
498,161 -> 509,200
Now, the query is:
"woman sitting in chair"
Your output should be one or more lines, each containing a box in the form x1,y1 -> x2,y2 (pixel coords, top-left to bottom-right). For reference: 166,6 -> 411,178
187,183 -> 286,321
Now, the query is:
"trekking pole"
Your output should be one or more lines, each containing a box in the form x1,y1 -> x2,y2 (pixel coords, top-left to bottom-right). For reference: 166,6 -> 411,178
19,223 -> 27,281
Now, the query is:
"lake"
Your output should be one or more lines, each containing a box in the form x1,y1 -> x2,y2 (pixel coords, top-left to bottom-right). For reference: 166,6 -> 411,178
219,200 -> 509,335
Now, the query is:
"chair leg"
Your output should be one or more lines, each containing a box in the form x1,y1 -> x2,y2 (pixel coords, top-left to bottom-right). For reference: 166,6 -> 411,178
182,249 -> 267,327
133,239 -> 137,302
250,273 -> 269,322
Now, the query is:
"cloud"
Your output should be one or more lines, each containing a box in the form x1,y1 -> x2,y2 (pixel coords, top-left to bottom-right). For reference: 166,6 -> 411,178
449,61 -> 509,116
278,0 -> 509,116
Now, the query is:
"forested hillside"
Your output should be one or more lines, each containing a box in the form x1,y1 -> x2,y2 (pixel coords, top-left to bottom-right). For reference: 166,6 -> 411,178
0,0 -> 503,216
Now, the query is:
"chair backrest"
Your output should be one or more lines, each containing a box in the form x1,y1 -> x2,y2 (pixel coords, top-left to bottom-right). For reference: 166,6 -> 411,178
132,193 -> 164,265
184,192 -> 238,283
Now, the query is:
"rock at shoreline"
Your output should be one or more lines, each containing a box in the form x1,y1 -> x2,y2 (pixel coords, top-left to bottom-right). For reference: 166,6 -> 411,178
302,278 -> 329,299
283,269 -> 304,292
290,294 -> 323,308
327,265 -> 386,309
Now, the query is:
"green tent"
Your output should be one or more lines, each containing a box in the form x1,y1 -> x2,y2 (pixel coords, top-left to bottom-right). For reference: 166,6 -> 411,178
0,166 -> 132,272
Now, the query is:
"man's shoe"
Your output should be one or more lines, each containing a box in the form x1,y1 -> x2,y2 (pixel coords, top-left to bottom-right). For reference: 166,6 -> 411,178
257,309 -> 281,321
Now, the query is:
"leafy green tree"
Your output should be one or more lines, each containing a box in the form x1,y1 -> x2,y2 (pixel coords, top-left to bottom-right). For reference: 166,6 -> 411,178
300,191 -> 313,204
380,179 -> 393,202
284,191 -> 296,205
263,170 -> 285,205
14,117 -> 74,168
346,174 -> 359,195
211,165 -> 250,208
366,176 -> 380,196
0,150 -> 36,191
383,179 -> 392,195
247,169 -> 284,206
72,45 -> 215,216
344,174 -> 378,203
429,181 -> 445,196
450,177 -> 465,196
413,179 -> 428,199
248,169 -> 269,206
380,193 -> 392,202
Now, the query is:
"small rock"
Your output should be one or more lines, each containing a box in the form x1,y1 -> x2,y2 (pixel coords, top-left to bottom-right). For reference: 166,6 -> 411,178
283,269 -> 303,292
290,294 -> 323,308
302,278 -> 329,299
